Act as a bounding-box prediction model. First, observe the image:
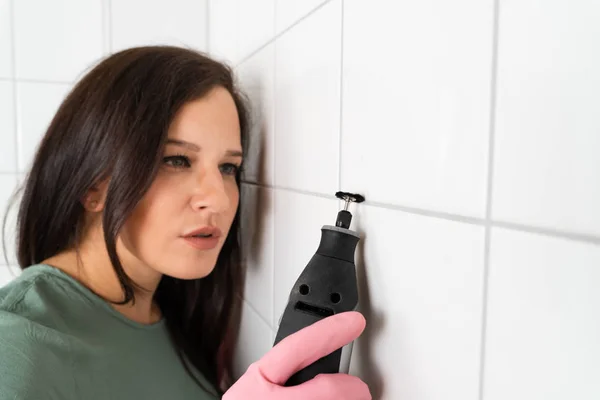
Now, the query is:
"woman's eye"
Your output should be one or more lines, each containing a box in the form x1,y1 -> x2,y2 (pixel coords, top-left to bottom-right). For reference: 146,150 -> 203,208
163,155 -> 191,168
163,156 -> 239,175
220,163 -> 240,176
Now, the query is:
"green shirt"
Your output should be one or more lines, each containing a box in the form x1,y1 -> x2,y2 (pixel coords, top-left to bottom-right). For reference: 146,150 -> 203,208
0,264 -> 219,400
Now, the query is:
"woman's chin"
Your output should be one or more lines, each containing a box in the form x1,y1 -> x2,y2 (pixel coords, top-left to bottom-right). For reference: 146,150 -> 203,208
161,261 -> 217,280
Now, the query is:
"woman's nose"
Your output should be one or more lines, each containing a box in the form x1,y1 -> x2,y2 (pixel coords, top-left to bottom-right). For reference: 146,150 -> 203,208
190,169 -> 231,214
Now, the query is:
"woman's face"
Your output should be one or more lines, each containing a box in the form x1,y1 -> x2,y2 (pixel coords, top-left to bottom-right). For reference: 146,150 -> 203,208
119,86 -> 243,280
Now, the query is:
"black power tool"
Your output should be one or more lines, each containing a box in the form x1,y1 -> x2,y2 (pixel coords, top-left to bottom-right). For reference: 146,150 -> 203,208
273,191 -> 365,386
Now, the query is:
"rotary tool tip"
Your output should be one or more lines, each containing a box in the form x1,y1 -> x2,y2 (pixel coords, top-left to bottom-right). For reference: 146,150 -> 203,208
335,191 -> 365,203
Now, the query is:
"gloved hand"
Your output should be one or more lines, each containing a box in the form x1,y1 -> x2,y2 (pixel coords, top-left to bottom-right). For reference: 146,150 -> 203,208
223,311 -> 371,400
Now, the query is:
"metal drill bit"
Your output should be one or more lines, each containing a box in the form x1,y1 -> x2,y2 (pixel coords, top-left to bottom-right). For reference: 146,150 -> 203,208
335,191 -> 365,210
334,192 -> 366,228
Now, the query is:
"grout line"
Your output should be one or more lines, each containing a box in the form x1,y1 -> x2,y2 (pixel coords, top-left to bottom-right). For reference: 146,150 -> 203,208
479,1 -> 500,400
337,0 -> 344,192
493,220 -> 600,246
238,294 -> 273,330
234,0 -> 334,68
242,181 -> 338,202
240,181 -> 600,246
1,77 -> 72,85
244,179 -> 485,223
364,199 -> 485,225
9,0 -> 19,173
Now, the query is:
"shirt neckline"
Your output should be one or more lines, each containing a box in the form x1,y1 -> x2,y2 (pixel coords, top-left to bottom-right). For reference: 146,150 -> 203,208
24,263 -> 166,331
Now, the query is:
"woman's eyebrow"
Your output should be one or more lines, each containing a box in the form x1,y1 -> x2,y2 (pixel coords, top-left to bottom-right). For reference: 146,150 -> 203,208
167,139 -> 200,151
166,139 -> 243,157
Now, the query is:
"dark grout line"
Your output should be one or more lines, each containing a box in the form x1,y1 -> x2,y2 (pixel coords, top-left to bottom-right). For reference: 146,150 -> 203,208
493,220 -> 600,246
479,1 -> 501,399
234,0 -> 334,68
237,292 -> 273,330
0,77 -> 72,85
338,0 -> 345,193
241,181 -> 600,246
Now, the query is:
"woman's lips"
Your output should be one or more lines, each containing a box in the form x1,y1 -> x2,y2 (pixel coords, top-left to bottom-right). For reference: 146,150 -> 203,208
182,235 -> 220,250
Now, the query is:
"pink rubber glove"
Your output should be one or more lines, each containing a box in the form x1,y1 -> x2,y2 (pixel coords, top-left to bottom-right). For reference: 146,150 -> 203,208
223,311 -> 371,400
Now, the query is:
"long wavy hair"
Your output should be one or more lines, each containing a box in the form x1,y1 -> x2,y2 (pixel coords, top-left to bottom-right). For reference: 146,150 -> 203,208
2,45 -> 249,396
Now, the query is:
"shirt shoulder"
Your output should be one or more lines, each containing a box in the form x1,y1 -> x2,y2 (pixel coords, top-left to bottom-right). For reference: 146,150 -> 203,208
0,310 -> 76,399
0,264 -> 89,329
0,266 -> 77,399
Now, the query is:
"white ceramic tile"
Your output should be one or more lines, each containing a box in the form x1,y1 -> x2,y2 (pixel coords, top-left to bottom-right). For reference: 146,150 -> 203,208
347,204 -> 484,400
209,0 -> 274,65
0,174 -> 18,266
274,0 -> 341,195
239,184 -> 274,325
0,81 -> 16,172
275,0 -> 327,34
13,0 -> 103,82
236,44 -> 275,185
207,0 -> 237,64
0,0 -> 12,78
236,0 -> 274,62
341,0 -> 493,218
492,1 -> 600,236
232,299 -> 273,380
111,0 -> 208,54
16,82 -> 71,172
272,189 -> 339,328
485,228 -> 600,400
0,266 -> 21,288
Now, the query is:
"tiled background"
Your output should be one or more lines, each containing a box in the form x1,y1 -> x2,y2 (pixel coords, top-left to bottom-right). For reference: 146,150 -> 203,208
1,1 -> 599,399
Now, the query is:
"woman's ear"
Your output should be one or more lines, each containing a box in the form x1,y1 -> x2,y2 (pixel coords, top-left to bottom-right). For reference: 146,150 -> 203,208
81,179 -> 110,212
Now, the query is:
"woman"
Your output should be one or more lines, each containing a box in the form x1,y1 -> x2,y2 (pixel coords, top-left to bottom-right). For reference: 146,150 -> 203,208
0,45 -> 370,399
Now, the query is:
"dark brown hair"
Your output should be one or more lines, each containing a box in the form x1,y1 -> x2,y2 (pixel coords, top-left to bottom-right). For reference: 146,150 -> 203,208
3,45 -> 249,395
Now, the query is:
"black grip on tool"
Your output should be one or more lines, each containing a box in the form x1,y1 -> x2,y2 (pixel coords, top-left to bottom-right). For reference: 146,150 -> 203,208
273,227 -> 360,386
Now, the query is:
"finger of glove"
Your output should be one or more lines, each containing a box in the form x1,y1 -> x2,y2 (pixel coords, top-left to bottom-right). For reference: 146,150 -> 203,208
284,373 -> 372,400
257,311 -> 366,385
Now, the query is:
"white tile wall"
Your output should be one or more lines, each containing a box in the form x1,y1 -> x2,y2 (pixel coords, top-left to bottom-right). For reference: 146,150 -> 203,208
208,0 -> 274,65
111,0 -> 208,54
231,299 -> 273,379
13,0 -> 104,83
209,0 -> 600,399
207,0 -> 237,64
16,82 -> 72,172
484,228 -> 600,400
492,0 -> 600,237
274,0 -> 341,195
342,0 -> 493,218
0,0 -> 12,79
349,204 -> 485,400
236,44 -> 275,185
275,0 -> 328,34
239,184 -> 274,325
0,266 -> 21,287
0,174 -> 18,266
0,81 -> 16,172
